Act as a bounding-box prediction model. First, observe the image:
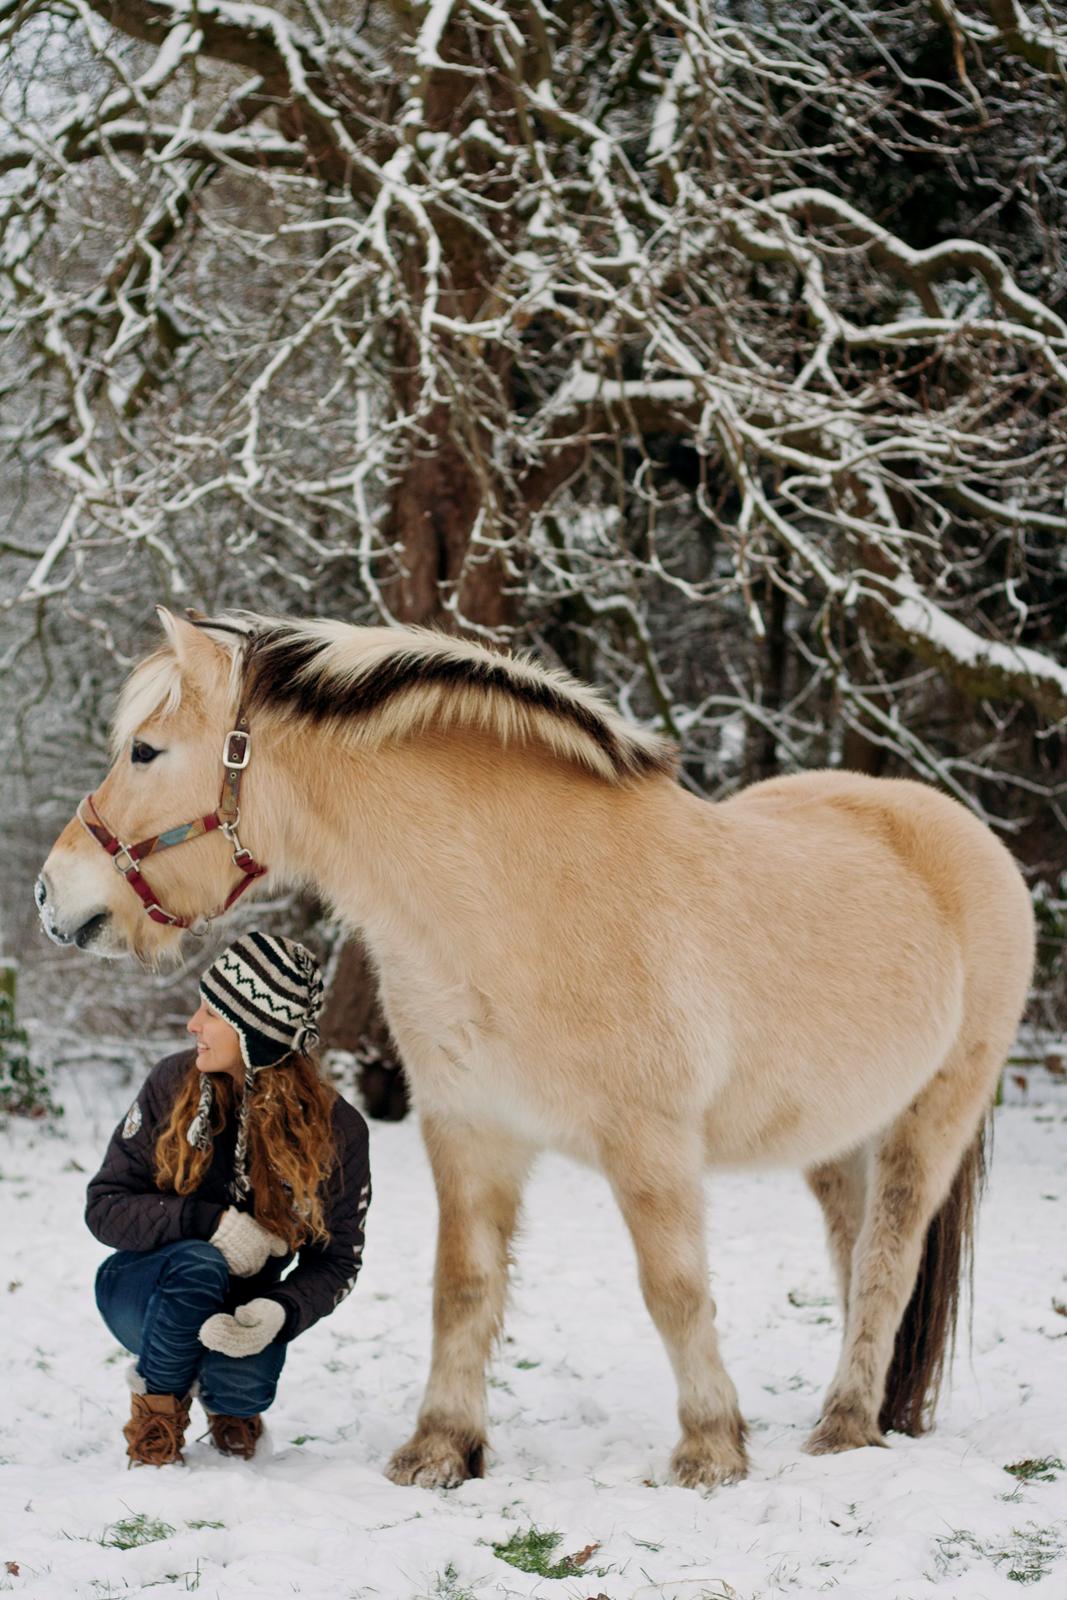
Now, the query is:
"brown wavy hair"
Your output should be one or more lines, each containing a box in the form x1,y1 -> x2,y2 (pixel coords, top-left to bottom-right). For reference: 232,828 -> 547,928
154,1051 -> 337,1249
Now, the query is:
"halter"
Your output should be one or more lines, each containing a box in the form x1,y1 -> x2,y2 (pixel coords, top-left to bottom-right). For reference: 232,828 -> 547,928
76,716 -> 267,930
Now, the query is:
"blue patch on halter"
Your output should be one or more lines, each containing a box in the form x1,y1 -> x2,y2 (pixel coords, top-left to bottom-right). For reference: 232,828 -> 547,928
158,822 -> 198,847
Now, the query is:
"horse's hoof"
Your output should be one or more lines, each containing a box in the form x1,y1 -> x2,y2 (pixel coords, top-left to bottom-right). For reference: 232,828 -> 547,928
385,1430 -> 484,1489
669,1435 -> 748,1491
804,1409 -> 886,1455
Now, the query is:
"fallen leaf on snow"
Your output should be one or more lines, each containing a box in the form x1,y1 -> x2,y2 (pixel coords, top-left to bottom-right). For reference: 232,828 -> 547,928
567,1543 -> 600,1568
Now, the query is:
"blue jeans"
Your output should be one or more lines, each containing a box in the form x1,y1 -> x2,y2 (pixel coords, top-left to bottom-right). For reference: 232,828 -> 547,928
95,1240 -> 286,1417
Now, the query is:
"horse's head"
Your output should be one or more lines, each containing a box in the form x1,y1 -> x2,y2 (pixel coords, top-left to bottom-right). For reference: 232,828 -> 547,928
36,610 -> 259,963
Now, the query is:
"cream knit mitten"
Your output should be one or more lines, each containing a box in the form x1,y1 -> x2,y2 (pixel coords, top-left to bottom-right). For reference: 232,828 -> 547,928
199,1298 -> 286,1357
210,1209 -> 288,1277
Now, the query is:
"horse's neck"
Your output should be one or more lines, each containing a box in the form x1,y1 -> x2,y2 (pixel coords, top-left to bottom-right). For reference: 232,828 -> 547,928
266,723 -> 566,925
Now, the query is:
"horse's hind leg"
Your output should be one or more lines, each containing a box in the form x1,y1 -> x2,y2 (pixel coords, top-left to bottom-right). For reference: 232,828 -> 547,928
604,1123 -> 747,1490
805,1041 -> 996,1455
805,1149 -> 868,1316
386,1113 -> 533,1489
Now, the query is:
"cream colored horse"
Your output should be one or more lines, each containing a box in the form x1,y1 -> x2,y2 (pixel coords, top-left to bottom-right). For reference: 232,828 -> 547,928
37,611 -> 1035,1490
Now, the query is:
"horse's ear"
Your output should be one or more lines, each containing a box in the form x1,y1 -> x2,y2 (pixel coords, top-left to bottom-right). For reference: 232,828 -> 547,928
156,606 -> 229,687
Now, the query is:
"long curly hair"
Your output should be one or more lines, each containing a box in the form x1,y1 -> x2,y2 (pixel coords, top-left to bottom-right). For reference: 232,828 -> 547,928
154,1051 -> 337,1249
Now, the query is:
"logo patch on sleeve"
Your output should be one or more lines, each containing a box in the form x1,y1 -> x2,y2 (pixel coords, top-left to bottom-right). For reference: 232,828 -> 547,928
122,1101 -> 143,1140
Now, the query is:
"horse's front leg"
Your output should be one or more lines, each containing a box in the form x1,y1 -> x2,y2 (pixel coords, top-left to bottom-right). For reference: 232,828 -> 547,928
604,1126 -> 747,1490
386,1112 -> 532,1489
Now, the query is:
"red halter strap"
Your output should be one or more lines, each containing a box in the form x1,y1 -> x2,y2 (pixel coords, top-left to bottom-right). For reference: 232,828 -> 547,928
77,717 -> 267,930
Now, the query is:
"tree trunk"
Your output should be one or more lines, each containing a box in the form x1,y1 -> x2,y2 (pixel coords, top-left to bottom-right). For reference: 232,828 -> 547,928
745,571 -> 791,785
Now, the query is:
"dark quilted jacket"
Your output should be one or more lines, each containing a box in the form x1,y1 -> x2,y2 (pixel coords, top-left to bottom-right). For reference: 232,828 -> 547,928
86,1050 -> 371,1342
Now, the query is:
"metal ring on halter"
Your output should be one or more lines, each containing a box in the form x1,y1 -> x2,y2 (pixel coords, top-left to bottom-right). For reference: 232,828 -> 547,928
111,844 -> 138,876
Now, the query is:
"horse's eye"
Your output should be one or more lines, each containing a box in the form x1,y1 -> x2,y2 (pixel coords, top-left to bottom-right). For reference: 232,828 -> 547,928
131,740 -> 160,765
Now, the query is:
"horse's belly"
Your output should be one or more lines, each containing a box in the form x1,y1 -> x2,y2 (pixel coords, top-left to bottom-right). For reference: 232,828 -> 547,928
701,995 -> 963,1168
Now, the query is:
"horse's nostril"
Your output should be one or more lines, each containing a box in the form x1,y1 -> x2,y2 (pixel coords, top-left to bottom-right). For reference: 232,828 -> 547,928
33,875 -> 48,910
73,911 -> 110,950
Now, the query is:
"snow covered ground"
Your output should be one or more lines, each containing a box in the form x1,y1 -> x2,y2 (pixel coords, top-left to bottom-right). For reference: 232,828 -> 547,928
1,1062 -> 1065,1600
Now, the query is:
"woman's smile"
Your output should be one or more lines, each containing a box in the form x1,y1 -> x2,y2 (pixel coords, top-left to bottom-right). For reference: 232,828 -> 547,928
187,999 -> 243,1081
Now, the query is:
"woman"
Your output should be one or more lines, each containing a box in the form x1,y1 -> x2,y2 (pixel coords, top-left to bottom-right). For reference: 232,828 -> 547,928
87,932 -> 371,1466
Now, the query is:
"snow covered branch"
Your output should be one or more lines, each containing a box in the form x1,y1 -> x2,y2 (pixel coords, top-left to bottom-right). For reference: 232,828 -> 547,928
1,0 -> 1064,845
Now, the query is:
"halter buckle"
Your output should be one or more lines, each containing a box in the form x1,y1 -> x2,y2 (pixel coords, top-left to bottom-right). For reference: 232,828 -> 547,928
112,844 -> 138,876
222,729 -> 251,770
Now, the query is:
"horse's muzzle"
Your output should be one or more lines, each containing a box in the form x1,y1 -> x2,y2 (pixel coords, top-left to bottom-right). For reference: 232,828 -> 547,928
34,875 -> 110,950
34,874 -> 69,945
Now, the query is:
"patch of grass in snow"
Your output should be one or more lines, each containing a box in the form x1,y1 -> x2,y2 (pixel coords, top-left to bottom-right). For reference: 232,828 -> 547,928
161,1560 -> 203,1591
762,1372 -> 814,1394
514,1358 -> 539,1370
427,1563 -> 479,1600
185,1519 -> 224,1530
102,1513 -> 175,1550
931,1524 -> 1065,1585
492,1528 -> 604,1580
1004,1456 -> 1064,1482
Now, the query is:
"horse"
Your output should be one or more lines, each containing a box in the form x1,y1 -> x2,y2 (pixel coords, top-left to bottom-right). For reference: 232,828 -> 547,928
36,608 -> 1035,1491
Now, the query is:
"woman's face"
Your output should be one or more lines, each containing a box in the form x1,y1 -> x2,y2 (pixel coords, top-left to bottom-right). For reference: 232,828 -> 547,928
187,999 -> 244,1084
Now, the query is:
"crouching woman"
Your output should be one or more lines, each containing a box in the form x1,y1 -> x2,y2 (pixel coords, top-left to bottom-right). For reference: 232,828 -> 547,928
86,933 -> 371,1466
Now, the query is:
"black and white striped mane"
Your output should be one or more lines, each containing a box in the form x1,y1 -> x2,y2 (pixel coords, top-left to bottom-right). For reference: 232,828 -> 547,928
240,618 -> 676,784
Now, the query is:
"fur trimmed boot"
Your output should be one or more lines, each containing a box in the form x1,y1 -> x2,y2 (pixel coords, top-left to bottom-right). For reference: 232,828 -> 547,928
123,1392 -> 192,1466
122,1365 -> 191,1466
206,1413 -> 263,1459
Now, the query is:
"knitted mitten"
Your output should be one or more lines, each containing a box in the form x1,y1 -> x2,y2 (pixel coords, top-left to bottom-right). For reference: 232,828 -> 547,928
199,1298 -> 286,1357
210,1209 -> 288,1277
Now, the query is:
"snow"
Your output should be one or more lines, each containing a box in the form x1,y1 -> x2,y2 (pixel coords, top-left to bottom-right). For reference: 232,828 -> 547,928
1,1065 -> 1065,1599
133,25 -> 205,93
413,0 -> 461,69
887,588 -> 1067,701
765,190 -> 1067,340
549,373 -> 698,415
647,48 -> 694,163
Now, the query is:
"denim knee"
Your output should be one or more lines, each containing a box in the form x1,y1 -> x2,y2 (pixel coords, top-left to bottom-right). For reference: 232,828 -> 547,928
160,1240 -> 230,1298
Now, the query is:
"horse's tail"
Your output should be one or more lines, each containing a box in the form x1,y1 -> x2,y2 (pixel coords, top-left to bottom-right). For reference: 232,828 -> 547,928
878,1114 -> 990,1436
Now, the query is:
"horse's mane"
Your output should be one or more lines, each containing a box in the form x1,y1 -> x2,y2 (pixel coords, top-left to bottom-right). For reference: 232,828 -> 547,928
119,614 -> 678,785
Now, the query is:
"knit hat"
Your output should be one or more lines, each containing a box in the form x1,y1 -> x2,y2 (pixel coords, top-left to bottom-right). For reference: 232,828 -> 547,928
199,932 -> 324,1071
187,932 -> 325,1198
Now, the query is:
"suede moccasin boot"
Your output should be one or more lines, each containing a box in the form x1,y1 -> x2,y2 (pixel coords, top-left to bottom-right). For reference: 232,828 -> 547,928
206,1412 -> 263,1460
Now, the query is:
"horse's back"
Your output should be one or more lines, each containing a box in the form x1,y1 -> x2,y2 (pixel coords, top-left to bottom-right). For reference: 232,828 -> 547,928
726,769 -> 1033,985
690,771 -> 1034,1167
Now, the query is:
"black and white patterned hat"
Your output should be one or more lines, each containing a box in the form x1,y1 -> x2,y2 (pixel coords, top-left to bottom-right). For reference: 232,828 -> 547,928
199,931 -> 324,1071
188,931 -> 325,1198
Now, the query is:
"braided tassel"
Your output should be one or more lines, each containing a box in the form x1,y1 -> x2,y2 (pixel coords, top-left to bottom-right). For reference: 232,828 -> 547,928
186,1074 -> 215,1151
230,1060 -> 256,1200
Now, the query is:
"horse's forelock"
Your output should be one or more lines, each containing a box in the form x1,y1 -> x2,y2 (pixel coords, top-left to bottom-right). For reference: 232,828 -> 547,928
111,650 -> 185,757
111,627 -> 245,757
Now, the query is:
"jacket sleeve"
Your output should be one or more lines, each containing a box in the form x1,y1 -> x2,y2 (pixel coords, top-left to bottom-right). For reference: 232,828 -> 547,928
85,1055 -> 225,1252
262,1101 -> 371,1343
